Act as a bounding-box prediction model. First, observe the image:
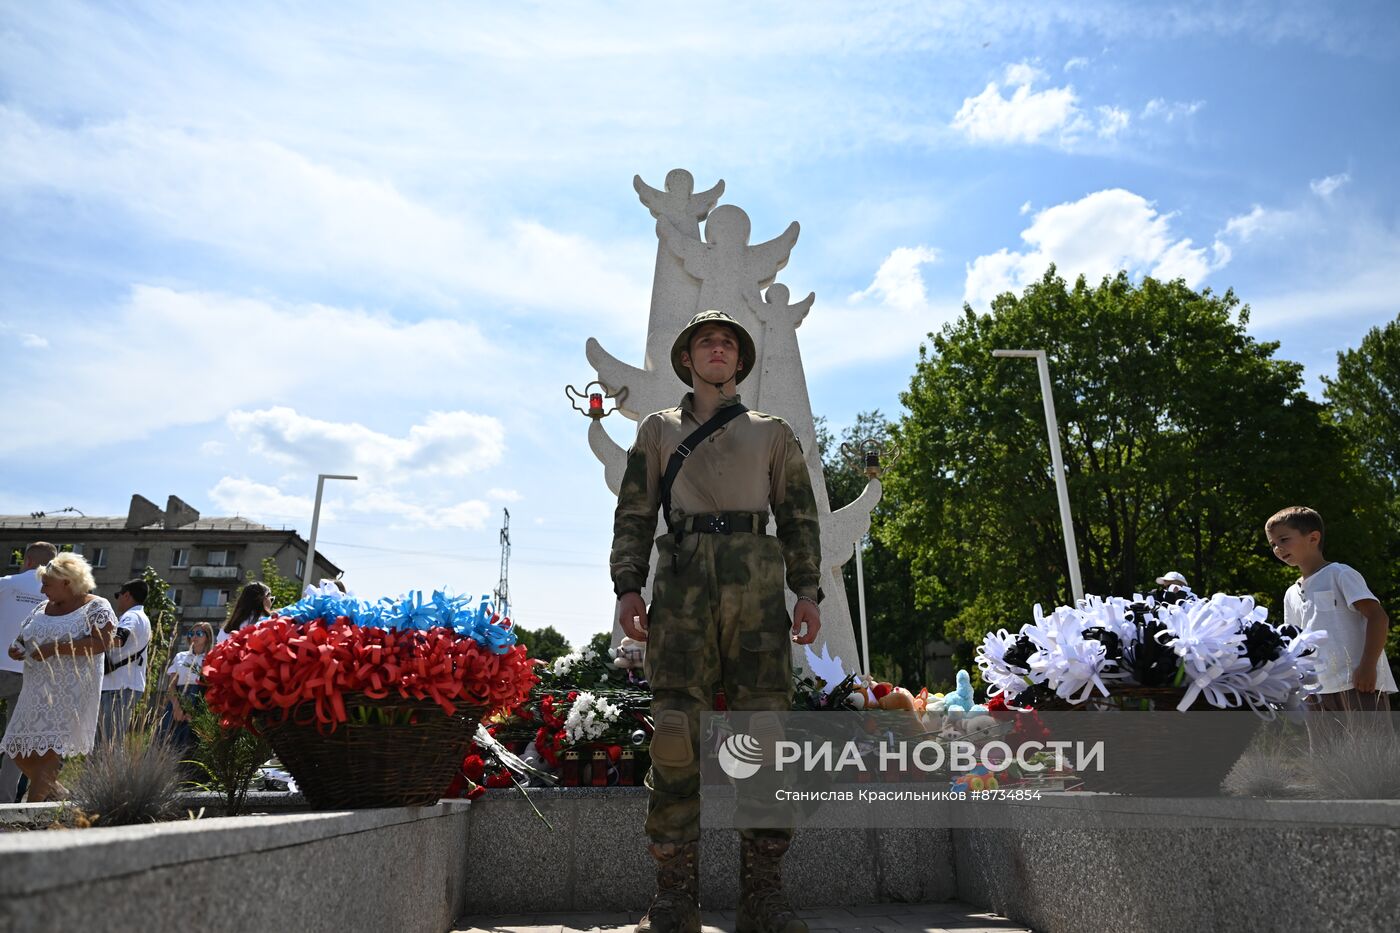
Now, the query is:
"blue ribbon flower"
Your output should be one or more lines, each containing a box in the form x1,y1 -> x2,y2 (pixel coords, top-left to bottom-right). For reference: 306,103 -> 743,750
274,588 -> 517,654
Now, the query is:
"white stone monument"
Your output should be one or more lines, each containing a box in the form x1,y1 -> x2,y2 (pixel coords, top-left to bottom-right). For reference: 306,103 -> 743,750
587,169 -> 879,678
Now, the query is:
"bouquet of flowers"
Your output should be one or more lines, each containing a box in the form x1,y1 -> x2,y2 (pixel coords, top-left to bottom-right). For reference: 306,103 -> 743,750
977,592 -> 1325,714
203,589 -> 538,808
204,589 -> 536,729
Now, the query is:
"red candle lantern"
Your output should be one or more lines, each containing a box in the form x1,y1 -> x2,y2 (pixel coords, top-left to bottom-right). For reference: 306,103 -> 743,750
566,381 -> 620,420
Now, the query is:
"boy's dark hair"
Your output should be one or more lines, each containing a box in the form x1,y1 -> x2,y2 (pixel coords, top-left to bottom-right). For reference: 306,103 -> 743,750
1266,506 -> 1325,545
120,578 -> 149,605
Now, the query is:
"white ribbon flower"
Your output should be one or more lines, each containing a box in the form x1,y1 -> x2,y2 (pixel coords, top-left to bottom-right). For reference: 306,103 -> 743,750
975,628 -> 1032,699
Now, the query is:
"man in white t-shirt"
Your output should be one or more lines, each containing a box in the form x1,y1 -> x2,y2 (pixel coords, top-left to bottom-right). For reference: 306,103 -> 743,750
0,542 -> 57,802
98,578 -> 153,744
1266,507 -> 1394,738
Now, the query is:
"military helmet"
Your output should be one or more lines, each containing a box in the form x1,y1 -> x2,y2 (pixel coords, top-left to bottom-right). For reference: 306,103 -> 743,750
670,310 -> 757,387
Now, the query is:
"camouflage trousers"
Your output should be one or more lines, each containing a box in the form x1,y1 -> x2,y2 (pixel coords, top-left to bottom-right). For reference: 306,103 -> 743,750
643,524 -> 794,845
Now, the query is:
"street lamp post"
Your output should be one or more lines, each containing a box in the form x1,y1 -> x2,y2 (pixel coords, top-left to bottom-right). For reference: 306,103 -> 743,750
304,474 -> 357,592
991,349 -> 1084,603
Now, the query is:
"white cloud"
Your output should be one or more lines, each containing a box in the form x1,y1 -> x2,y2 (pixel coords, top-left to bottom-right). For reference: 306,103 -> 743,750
1310,173 -> 1350,198
1141,98 -> 1204,122
344,488 -> 492,531
220,407 -> 505,531
951,64 -> 1081,145
1,322 -> 48,349
200,441 -> 226,457
1221,204 -> 1300,243
1064,57 -> 1090,72
963,188 -> 1229,306
951,63 -> 1141,147
1002,62 -> 1046,86
487,488 -> 523,503
847,246 -> 941,312
1019,201 -> 1033,215
0,107 -> 651,316
226,407 -> 505,479
1096,105 -> 1130,139
802,245 -> 958,371
0,285 -> 504,455
209,477 -> 317,523
208,474 -> 492,531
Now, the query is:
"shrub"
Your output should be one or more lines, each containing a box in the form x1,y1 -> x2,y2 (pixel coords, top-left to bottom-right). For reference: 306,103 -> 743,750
71,735 -> 184,825
185,697 -> 271,816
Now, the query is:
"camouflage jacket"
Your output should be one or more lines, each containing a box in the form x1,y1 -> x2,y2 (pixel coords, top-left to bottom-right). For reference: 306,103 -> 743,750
610,393 -> 823,602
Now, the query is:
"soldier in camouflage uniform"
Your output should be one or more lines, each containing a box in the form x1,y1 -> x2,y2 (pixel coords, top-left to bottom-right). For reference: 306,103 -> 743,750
612,310 -> 823,933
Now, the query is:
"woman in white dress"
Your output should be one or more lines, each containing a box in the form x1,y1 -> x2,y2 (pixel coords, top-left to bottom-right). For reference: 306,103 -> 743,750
1,553 -> 116,802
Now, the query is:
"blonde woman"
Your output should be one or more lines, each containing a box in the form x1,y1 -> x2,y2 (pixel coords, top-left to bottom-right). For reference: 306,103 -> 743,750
160,622 -> 214,750
1,553 -> 115,801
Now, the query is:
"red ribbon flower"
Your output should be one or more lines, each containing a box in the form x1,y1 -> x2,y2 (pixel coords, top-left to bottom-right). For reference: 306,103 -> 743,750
203,616 -> 538,731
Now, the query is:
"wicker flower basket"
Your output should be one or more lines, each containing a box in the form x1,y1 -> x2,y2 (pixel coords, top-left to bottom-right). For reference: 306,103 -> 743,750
1036,687 -> 1260,796
255,693 -> 490,808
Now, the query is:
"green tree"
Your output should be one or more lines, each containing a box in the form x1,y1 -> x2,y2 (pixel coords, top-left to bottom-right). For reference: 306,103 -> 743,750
258,557 -> 303,610
885,269 -> 1379,651
1323,313 -> 1400,677
138,567 -> 180,719
587,630 -> 614,658
816,412 -> 937,686
1324,313 -> 1400,491
514,624 -> 571,663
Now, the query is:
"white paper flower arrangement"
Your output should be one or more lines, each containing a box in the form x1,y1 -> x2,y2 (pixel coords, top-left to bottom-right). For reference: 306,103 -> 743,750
976,592 -> 1326,714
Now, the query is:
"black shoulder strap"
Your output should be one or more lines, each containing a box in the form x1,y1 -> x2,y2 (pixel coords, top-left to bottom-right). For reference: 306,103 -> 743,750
660,404 -> 748,532
104,647 -> 146,675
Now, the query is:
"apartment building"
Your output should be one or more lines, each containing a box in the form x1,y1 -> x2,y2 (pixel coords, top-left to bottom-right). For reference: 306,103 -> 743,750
1,494 -> 341,639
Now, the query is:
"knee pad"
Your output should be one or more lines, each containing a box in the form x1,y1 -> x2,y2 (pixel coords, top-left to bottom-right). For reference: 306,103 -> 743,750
650,709 -> 695,769
749,710 -> 785,765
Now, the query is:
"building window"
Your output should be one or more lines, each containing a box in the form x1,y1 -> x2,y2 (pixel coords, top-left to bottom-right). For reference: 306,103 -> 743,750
90,547 -> 108,569
7,549 -> 20,568
206,549 -> 229,567
294,558 -> 305,578
200,588 -> 230,608
171,548 -> 190,569
170,588 -> 184,607
132,547 -> 150,570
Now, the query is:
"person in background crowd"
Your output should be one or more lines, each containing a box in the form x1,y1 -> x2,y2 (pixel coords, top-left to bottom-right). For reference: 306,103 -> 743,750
160,622 -> 214,753
1154,570 -> 1196,605
97,578 -> 152,745
1,553 -> 115,802
218,582 -> 273,644
0,541 -> 58,803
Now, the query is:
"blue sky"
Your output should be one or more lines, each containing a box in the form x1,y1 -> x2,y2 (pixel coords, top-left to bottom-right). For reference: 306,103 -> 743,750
2,1 -> 1397,649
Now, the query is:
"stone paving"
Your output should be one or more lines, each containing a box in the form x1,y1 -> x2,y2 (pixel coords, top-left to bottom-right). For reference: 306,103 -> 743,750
454,900 -> 1034,932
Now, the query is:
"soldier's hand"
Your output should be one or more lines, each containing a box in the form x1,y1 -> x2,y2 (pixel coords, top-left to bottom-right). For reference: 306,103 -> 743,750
791,599 -> 821,645
618,592 -> 649,641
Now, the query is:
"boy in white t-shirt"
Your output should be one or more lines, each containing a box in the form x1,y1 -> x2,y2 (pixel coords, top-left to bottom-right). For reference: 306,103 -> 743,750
1265,506 -> 1395,716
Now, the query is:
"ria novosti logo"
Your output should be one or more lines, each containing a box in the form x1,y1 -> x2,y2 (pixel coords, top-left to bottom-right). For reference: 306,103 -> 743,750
717,732 -> 765,780
714,732 -> 1104,779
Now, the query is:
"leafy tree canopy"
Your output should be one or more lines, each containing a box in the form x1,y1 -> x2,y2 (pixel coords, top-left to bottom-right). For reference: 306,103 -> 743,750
1325,313 -> 1400,491
882,269 -> 1383,648
514,624 -> 571,664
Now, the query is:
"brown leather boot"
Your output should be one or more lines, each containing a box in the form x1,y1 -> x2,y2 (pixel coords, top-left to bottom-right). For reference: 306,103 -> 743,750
636,841 -> 700,933
736,837 -> 807,933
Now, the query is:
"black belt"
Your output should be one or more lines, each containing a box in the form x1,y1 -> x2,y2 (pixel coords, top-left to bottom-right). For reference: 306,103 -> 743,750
675,512 -> 767,535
